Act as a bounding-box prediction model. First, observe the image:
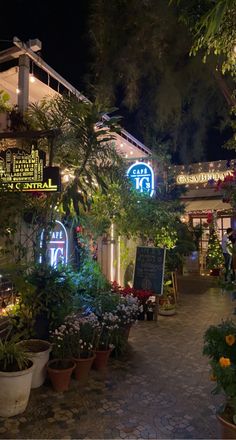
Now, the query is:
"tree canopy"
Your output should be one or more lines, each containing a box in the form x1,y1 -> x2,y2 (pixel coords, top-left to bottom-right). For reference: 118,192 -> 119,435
88,0 -> 230,163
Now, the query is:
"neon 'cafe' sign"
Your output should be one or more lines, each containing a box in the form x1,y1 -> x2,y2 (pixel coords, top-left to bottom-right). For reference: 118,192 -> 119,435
127,162 -> 154,196
39,220 -> 68,268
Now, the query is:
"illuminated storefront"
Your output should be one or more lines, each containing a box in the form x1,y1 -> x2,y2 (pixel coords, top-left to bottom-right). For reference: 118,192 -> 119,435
0,38 -> 151,284
174,160 -> 234,273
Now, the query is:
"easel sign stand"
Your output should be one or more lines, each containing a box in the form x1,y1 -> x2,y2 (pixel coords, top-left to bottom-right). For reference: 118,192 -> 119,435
133,246 -> 166,324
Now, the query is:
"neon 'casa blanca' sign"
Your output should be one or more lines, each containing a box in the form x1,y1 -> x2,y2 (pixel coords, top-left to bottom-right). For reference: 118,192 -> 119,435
127,162 -> 154,196
39,220 -> 68,267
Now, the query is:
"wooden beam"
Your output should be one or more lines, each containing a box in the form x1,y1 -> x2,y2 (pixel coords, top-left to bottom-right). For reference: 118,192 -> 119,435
0,128 -> 61,140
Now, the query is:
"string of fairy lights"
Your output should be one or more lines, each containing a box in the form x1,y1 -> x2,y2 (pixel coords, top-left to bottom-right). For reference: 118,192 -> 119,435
172,159 -> 236,190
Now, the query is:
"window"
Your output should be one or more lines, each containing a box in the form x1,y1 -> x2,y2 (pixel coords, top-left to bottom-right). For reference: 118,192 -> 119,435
192,217 -> 209,252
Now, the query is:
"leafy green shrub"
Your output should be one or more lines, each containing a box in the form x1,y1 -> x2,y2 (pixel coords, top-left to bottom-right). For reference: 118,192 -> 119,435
24,264 -> 76,330
203,320 -> 236,423
74,258 -> 110,295
0,339 -> 30,372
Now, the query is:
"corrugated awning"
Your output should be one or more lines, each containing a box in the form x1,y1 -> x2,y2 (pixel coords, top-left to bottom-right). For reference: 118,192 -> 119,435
185,199 -> 232,212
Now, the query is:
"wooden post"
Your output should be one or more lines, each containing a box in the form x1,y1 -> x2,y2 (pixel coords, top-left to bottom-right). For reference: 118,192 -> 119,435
171,271 -> 178,304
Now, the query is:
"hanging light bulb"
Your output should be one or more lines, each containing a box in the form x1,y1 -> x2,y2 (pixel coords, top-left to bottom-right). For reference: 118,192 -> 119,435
29,61 -> 36,83
30,73 -> 35,83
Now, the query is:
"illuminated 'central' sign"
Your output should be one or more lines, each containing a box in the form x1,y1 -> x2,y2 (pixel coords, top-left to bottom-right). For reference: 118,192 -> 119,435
127,162 -> 154,196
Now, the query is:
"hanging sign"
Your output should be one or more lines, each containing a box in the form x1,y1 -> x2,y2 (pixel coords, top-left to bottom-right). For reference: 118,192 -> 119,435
39,220 -> 68,268
0,147 -> 60,192
133,246 -> 166,295
127,162 -> 154,196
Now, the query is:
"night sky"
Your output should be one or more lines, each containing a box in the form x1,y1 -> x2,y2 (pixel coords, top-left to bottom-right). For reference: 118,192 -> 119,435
0,0 -> 235,163
0,0 -> 90,91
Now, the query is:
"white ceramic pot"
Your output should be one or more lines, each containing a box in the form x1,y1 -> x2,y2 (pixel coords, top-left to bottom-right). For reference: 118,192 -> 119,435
18,339 -> 51,388
0,361 -> 34,417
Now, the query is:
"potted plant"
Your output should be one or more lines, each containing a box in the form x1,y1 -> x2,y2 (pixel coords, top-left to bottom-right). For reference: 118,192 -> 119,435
93,310 -> 119,371
111,283 -> 152,321
146,299 -> 155,321
47,324 -> 76,392
63,312 -> 99,384
17,339 -> 51,388
0,338 -> 34,417
203,319 -> 236,438
110,293 -> 139,357
159,280 -> 176,316
115,294 -> 139,338
19,264 -> 76,339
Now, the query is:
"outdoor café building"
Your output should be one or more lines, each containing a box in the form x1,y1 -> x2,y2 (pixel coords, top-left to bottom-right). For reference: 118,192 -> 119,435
0,37 -> 151,287
174,160 -> 235,273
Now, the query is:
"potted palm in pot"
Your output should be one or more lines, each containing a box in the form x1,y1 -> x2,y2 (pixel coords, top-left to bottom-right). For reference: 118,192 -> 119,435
0,338 -> 34,417
203,319 -> 236,438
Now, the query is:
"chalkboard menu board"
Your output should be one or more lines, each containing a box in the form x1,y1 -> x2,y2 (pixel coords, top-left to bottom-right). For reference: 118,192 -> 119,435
133,247 -> 166,295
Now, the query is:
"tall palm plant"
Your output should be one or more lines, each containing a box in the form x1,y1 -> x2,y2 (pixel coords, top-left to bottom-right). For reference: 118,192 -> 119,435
27,94 -> 125,216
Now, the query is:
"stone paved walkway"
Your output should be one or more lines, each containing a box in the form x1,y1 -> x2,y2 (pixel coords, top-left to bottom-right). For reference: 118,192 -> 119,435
0,285 -> 235,439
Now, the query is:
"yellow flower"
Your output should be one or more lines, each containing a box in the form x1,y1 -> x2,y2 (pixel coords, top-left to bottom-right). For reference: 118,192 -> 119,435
225,334 -> 236,346
219,356 -> 231,367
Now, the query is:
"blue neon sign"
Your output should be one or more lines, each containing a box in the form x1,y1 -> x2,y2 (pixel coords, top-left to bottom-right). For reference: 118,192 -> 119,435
127,162 -> 154,196
39,220 -> 68,268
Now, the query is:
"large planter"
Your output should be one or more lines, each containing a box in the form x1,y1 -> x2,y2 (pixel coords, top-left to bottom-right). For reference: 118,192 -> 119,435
47,359 -> 75,392
73,355 -> 95,384
18,339 -> 51,388
93,348 -> 112,371
159,307 -> 176,316
217,412 -> 236,439
0,361 -> 34,417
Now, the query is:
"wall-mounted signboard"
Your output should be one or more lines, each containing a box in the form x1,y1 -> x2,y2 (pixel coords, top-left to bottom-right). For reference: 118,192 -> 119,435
133,246 -> 166,295
0,147 -> 60,192
127,162 -> 154,196
176,171 -> 232,185
39,220 -> 68,268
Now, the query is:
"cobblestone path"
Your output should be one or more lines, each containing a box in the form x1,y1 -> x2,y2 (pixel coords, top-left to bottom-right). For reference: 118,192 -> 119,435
0,286 -> 234,439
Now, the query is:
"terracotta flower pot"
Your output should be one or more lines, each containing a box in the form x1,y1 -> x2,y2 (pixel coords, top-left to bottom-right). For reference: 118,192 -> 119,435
47,359 -> 75,392
93,348 -> 112,371
73,355 -> 95,384
217,412 -> 236,439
